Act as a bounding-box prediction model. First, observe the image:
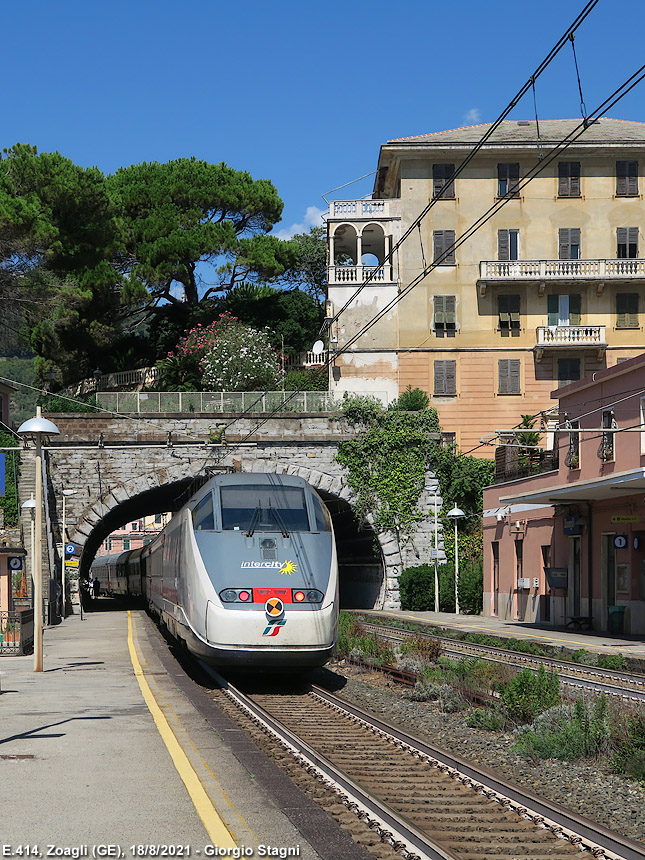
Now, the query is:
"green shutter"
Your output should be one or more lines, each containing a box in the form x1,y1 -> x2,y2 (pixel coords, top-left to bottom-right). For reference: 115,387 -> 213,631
569,294 -> 581,325
547,294 -> 559,326
617,293 -> 639,328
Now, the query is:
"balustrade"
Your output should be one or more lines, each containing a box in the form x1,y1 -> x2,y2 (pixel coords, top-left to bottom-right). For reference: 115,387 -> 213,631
535,325 -> 606,347
328,264 -> 393,284
480,259 -> 645,280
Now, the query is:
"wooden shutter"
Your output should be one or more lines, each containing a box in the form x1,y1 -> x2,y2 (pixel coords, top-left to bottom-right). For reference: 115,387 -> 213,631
433,164 -> 455,198
617,293 -> 639,327
547,294 -> 559,326
509,163 -> 520,197
498,229 -> 510,261
559,228 -> 581,260
498,295 -> 520,331
558,162 -> 580,196
434,360 -> 456,395
434,230 -> 455,264
498,359 -> 521,394
434,295 -> 456,328
629,226 -> 639,257
617,161 -> 639,196
569,294 -> 581,325
616,227 -> 637,258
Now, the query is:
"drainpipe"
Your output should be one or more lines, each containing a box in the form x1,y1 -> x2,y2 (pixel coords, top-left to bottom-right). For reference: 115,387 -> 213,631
586,501 -> 593,619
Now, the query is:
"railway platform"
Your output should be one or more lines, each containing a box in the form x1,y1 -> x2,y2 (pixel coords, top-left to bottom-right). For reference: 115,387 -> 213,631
364,609 -> 645,661
0,607 -> 370,860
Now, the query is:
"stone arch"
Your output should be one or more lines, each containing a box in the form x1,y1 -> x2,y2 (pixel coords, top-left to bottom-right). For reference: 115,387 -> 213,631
358,222 -> 386,265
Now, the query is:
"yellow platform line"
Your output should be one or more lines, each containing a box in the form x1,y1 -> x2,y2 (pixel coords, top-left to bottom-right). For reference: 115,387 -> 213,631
127,611 -> 236,849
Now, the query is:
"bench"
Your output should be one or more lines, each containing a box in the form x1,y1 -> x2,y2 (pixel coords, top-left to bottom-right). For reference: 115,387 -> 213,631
565,616 -> 593,631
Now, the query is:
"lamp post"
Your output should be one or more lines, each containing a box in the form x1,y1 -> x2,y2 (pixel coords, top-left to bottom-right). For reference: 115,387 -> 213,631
17,408 -> 60,672
447,506 -> 466,615
425,486 -> 440,613
61,489 -> 78,619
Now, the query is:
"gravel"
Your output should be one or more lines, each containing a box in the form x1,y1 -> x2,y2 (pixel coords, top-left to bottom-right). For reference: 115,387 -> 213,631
324,661 -> 645,845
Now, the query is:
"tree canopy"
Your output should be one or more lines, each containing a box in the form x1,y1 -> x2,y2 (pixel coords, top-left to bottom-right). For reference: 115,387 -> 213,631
107,158 -> 296,308
0,146 -> 323,385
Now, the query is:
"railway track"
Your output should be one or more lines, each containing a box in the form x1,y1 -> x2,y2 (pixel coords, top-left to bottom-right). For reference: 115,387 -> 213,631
202,665 -> 645,860
360,621 -> 645,702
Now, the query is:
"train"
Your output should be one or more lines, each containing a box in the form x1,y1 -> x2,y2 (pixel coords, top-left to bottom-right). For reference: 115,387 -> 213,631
90,472 -> 339,668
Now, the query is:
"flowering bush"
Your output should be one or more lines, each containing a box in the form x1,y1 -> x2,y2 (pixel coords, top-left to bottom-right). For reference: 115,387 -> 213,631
199,313 -> 281,391
159,312 -> 282,392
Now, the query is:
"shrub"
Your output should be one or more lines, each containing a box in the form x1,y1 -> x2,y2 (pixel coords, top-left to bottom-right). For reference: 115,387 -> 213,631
399,564 -> 457,612
335,611 -> 394,665
339,393 -> 384,427
284,368 -> 328,391
598,654 -> 627,671
437,684 -> 467,713
408,680 -> 441,702
466,708 -> 505,731
514,695 -> 609,762
389,385 -> 430,411
400,635 -> 443,662
500,665 -> 560,725
610,709 -> 645,780
396,655 -> 428,675
505,638 -> 547,657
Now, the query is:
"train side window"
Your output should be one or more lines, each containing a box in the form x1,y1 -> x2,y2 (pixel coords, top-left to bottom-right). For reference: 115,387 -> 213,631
312,495 -> 331,532
193,493 -> 215,531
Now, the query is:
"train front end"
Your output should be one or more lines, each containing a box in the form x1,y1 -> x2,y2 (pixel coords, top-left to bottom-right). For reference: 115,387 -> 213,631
188,474 -> 338,668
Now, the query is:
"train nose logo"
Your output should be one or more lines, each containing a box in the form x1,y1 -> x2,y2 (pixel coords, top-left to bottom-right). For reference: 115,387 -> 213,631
265,597 -> 284,617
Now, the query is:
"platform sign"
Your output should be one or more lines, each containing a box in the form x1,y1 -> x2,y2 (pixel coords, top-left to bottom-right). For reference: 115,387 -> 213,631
65,543 -> 76,557
614,534 -> 628,550
0,453 -> 4,497
65,558 -> 79,569
8,556 -> 23,570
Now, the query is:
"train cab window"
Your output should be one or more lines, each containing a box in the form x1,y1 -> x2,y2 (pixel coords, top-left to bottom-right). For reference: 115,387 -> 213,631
312,495 -> 332,532
221,484 -> 310,532
192,493 -> 215,531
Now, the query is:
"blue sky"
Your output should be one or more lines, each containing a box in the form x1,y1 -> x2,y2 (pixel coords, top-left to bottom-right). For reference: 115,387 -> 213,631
2,1 -> 644,237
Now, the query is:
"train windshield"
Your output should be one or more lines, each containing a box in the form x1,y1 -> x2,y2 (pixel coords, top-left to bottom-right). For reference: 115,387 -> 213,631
220,485 -> 310,533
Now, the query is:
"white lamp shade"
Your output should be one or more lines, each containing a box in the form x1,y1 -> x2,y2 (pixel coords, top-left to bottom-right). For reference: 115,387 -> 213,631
447,506 -> 466,519
18,416 -> 61,436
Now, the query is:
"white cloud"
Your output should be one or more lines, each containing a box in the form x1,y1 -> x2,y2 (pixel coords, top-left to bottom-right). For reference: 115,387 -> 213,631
274,205 -> 327,240
464,108 -> 481,124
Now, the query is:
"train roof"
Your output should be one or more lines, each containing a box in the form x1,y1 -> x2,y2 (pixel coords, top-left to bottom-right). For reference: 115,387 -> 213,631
207,472 -> 309,487
90,550 -> 132,568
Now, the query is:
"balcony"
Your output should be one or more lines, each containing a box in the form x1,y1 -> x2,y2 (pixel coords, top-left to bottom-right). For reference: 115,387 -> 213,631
328,264 -> 394,285
535,325 -> 607,360
479,259 -> 645,295
329,199 -> 399,220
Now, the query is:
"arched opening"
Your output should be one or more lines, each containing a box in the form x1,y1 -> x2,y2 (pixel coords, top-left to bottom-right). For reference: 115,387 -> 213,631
331,223 -> 358,265
318,490 -> 384,609
360,222 -> 386,264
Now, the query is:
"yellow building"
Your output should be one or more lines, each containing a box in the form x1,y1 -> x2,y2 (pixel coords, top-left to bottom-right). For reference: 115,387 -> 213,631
327,119 -> 645,454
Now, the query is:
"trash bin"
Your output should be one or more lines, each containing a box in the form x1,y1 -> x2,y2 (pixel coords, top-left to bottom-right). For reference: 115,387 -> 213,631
608,605 -> 626,634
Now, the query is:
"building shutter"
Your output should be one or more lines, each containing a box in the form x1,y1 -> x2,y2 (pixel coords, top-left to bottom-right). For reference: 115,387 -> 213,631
434,360 -> 456,395
547,294 -> 559,326
617,293 -> 639,328
569,294 -> 581,325
433,164 -> 455,198
498,294 -> 520,331
434,295 -> 456,328
617,161 -> 639,196
498,359 -> 521,394
558,162 -> 580,196
433,230 -> 455,264
629,226 -> 639,257
559,228 -> 581,260
498,229 -> 510,261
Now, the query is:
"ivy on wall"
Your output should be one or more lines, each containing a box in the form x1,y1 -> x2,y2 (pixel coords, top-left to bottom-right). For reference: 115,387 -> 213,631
335,393 -> 494,556
0,431 -> 20,527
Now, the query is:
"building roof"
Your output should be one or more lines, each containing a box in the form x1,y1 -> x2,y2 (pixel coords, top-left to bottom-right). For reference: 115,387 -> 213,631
551,351 -> 645,399
388,117 -> 645,146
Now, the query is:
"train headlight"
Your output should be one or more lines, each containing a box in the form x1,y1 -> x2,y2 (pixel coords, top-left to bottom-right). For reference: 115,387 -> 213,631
292,589 -> 323,603
220,588 -> 253,603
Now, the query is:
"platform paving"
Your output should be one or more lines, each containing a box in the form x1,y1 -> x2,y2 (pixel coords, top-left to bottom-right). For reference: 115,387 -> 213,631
0,608 -> 369,860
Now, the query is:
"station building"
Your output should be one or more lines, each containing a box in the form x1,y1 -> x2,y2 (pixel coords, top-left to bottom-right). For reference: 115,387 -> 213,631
327,119 -> 645,455
483,353 -> 645,635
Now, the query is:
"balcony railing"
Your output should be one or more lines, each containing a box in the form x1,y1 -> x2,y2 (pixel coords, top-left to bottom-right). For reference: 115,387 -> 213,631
328,264 -> 394,285
329,199 -> 399,219
480,259 -> 645,281
536,325 -> 606,347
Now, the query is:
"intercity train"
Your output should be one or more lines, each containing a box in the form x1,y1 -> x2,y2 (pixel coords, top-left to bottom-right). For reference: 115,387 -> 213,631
90,472 -> 339,668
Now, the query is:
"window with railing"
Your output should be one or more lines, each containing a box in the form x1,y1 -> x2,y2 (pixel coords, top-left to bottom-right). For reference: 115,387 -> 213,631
599,410 -> 616,462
